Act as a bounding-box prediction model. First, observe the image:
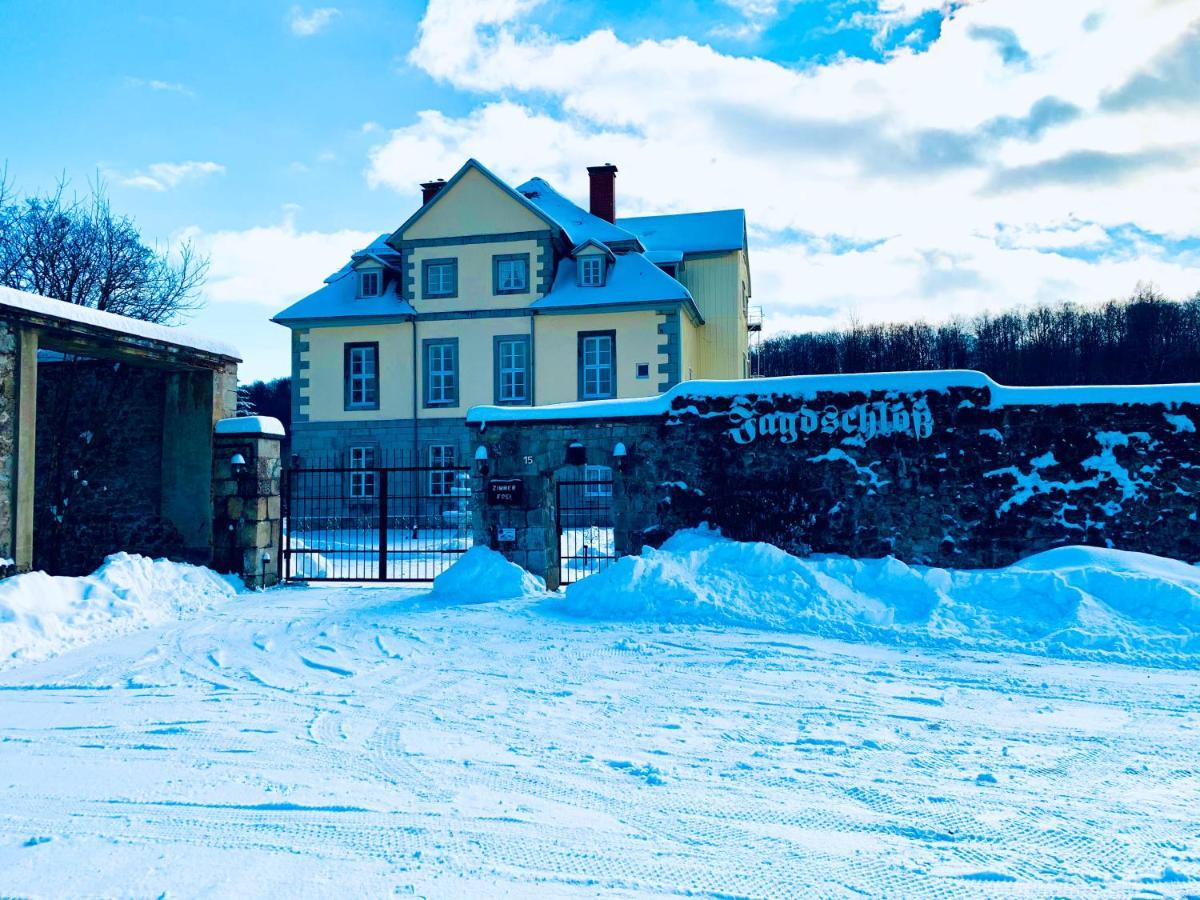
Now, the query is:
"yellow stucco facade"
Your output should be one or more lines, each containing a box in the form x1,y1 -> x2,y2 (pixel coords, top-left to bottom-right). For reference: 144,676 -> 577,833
281,159 -> 751,447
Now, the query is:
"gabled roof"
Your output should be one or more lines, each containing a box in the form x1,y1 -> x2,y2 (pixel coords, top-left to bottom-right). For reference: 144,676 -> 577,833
273,268 -> 415,325
322,234 -> 402,284
388,159 -> 563,246
617,209 -> 747,255
517,178 -> 643,251
532,252 -> 702,323
570,238 -> 616,261
354,233 -> 403,267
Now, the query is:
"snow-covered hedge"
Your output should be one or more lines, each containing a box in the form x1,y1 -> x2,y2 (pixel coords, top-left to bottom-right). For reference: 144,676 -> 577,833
565,528 -> 1200,668
0,553 -> 239,668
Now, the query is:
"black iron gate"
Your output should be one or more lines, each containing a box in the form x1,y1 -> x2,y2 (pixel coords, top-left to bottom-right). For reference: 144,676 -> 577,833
283,452 -> 471,582
556,474 -> 617,585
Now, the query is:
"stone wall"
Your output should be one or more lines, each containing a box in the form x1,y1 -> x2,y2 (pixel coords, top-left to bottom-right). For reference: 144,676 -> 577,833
470,373 -> 1200,583
34,361 -> 179,574
213,424 -> 283,588
291,417 -> 470,466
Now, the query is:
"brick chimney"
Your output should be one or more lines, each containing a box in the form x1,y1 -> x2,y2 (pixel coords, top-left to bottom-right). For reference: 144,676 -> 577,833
587,164 -> 618,223
421,179 -> 447,205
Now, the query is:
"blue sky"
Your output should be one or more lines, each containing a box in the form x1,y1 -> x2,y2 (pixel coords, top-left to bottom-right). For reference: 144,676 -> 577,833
2,0 -> 1198,381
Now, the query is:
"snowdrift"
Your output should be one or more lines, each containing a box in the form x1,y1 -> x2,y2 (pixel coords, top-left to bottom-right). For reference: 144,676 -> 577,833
0,553 -> 238,668
565,529 -> 1200,668
433,546 -> 545,602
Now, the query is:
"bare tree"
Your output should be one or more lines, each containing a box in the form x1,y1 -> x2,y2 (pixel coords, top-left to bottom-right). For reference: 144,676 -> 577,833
754,286 -> 1200,386
0,172 -> 207,323
0,170 -> 212,572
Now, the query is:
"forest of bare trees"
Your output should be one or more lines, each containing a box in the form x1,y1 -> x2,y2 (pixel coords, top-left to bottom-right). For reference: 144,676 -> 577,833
753,286 -> 1200,385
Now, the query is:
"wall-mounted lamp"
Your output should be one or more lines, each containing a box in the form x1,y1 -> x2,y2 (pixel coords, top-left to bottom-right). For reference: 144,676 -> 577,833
260,549 -> 271,588
566,440 -> 586,466
612,442 -> 627,471
230,452 -> 247,476
474,444 -> 490,477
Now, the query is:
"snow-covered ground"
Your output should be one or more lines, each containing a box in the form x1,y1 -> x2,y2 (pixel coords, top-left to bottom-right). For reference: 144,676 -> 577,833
1,546 -> 1199,896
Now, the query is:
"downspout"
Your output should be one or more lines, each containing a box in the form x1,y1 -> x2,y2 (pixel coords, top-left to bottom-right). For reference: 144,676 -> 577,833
529,312 -> 537,407
411,315 -> 419,467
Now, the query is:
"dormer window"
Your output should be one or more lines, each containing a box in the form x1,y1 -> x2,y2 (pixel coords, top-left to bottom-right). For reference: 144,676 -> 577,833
359,270 -> 381,298
580,256 -> 604,287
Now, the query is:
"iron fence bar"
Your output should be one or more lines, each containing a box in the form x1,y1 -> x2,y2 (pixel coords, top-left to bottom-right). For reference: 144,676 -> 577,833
377,467 -> 389,580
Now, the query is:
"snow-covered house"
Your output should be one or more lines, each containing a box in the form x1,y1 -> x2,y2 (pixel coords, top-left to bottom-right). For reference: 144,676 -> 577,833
272,159 -> 751,467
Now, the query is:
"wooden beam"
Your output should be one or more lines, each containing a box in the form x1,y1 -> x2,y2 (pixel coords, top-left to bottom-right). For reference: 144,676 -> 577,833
14,327 -> 37,571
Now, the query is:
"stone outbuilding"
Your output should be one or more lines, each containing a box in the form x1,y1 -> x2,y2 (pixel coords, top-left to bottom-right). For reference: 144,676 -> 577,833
0,286 -> 241,575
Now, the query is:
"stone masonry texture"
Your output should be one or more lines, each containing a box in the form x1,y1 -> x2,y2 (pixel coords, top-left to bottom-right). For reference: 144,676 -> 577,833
472,382 -> 1200,577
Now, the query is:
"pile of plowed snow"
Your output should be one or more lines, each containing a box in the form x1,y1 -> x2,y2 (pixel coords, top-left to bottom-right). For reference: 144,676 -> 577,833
0,553 -> 239,667
565,529 -> 1200,668
433,546 -> 545,602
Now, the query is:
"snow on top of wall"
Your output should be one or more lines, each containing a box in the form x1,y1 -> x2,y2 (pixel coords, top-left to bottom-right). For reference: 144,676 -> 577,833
215,416 -> 286,437
0,285 -> 240,360
466,370 -> 1200,424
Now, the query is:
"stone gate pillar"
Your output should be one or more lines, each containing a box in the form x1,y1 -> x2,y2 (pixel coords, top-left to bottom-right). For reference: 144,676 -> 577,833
213,416 -> 284,588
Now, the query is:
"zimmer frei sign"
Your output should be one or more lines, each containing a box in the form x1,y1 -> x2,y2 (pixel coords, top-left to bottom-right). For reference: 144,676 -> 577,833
723,395 -> 936,446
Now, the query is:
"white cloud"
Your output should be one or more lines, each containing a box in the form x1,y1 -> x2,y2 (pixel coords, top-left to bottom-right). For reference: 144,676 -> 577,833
124,77 -> 193,96
288,6 -> 340,37
711,0 -> 799,40
110,161 -> 225,192
178,210 -> 376,310
370,0 -> 1200,334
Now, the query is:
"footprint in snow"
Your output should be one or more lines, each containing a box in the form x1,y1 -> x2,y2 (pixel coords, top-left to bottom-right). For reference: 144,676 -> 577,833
607,760 -> 667,786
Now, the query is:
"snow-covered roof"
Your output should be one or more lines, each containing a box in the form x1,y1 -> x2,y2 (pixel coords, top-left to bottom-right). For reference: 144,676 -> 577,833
215,415 -> 286,437
618,209 -> 747,255
467,370 -> 1200,424
275,162 -> 748,327
532,252 -> 699,320
0,285 -> 240,360
274,269 -> 416,324
517,178 -> 643,249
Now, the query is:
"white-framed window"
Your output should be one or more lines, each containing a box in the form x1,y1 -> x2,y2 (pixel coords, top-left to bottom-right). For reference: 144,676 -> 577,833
580,332 -> 614,400
584,464 -> 613,497
346,343 -> 378,409
359,270 -> 381,297
579,256 -> 604,286
496,337 -> 529,403
349,445 -> 377,498
424,259 -> 457,297
495,256 -> 528,293
425,339 -> 458,407
429,445 -> 457,497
